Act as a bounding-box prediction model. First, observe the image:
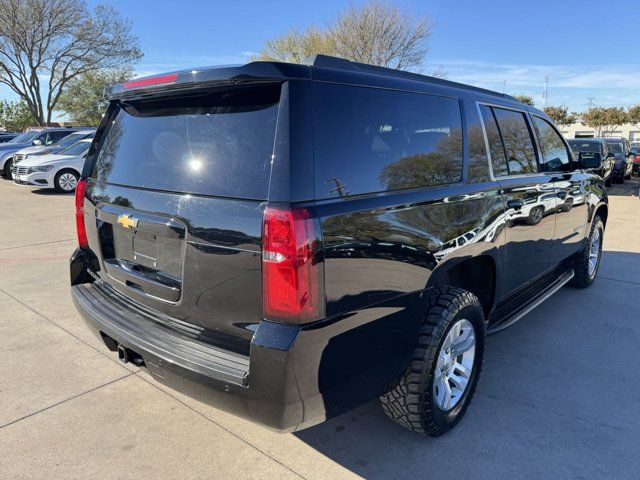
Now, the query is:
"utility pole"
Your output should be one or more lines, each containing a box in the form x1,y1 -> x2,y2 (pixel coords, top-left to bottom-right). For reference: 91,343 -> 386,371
586,97 -> 595,110
543,75 -> 549,107
502,79 -> 506,92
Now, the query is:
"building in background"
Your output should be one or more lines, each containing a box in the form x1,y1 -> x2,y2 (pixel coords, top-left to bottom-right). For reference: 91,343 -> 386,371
559,122 -> 640,141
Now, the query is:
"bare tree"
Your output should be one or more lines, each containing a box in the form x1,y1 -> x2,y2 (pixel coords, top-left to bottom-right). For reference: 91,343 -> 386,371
255,1 -> 435,73
329,1 -> 432,70
0,0 -> 142,125
257,27 -> 334,64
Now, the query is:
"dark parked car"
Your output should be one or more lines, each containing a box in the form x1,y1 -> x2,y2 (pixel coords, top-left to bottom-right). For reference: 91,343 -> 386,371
568,138 -> 615,186
70,56 -> 608,437
631,142 -> 640,176
603,137 -> 633,182
0,132 -> 18,143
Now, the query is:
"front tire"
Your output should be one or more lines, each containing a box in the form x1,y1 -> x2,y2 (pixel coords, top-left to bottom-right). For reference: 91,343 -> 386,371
3,158 -> 13,180
54,169 -> 79,193
379,286 -> 486,437
570,216 -> 603,288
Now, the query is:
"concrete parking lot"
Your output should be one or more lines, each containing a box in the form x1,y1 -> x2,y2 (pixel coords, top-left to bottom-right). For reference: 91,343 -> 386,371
1,178 -> 639,480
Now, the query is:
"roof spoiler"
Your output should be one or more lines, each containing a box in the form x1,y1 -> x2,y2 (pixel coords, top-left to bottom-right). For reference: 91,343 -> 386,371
108,62 -> 311,100
109,54 -> 514,102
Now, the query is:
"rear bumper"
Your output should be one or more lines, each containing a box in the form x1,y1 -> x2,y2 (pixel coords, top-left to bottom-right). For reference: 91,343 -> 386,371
72,280 -> 307,431
70,245 -> 410,432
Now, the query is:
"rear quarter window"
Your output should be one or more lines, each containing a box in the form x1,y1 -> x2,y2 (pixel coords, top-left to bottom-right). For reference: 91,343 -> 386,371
313,83 -> 463,198
90,84 -> 281,199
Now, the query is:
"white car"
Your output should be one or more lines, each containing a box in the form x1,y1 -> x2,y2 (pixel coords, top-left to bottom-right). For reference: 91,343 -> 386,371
11,129 -> 95,168
13,139 -> 92,192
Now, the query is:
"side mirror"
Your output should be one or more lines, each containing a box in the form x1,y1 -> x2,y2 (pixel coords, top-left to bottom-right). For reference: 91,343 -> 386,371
32,139 -> 42,146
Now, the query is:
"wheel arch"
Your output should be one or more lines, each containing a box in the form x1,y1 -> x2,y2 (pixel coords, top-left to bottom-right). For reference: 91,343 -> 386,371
593,202 -> 608,228
56,166 -> 81,177
1,154 -> 14,170
426,254 -> 498,317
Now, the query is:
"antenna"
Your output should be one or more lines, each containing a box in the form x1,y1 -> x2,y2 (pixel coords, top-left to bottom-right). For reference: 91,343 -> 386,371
586,97 -> 595,110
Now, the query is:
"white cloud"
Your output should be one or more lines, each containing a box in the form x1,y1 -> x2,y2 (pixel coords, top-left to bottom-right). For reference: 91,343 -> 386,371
432,59 -> 640,110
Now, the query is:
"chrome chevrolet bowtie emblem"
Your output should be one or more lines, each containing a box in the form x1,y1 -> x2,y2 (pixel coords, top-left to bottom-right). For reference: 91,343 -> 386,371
117,214 -> 138,230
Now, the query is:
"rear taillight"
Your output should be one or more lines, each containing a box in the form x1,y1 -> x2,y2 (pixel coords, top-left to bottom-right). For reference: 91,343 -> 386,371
634,155 -> 640,164
262,205 -> 324,323
75,179 -> 88,248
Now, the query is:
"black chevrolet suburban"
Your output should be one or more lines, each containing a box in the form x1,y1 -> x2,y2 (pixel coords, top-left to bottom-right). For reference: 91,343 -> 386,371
70,55 -> 608,437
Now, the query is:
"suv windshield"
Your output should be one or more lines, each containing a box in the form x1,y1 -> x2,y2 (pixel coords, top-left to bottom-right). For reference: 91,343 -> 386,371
91,85 -> 281,199
60,141 -> 91,156
10,131 -> 39,144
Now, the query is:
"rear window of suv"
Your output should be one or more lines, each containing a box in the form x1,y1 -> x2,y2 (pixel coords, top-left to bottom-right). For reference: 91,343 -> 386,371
313,84 -> 463,198
606,141 -> 624,154
90,84 -> 281,199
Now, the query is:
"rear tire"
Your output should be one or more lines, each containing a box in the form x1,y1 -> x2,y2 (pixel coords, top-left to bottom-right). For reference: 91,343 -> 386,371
605,177 -> 612,187
379,285 -> 486,437
3,158 -> 13,180
570,216 -> 603,288
526,207 -> 544,225
560,200 -> 573,213
54,169 -> 79,193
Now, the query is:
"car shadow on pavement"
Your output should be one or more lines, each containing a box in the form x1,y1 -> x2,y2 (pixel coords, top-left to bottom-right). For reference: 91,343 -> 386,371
30,189 -> 73,196
293,250 -> 640,479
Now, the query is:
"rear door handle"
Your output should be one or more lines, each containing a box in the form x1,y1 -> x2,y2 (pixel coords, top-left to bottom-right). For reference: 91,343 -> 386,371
507,199 -> 524,210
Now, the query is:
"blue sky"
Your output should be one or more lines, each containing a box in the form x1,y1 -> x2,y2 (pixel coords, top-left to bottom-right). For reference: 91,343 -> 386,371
4,0 -> 640,113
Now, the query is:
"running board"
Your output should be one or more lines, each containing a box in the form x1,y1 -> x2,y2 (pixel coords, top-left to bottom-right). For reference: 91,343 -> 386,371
487,268 -> 575,334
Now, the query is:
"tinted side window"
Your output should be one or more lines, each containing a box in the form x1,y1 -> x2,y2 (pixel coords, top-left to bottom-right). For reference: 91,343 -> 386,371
43,131 -> 67,145
465,112 -> 492,183
313,84 -> 463,198
532,117 -> 571,172
479,105 -> 509,177
491,108 -> 538,175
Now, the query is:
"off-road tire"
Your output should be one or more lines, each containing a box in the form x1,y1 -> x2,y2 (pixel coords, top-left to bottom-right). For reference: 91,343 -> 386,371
379,285 -> 487,437
570,215 -> 604,288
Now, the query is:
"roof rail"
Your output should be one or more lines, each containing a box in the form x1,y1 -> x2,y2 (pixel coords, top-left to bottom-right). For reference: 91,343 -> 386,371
308,54 -> 516,101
